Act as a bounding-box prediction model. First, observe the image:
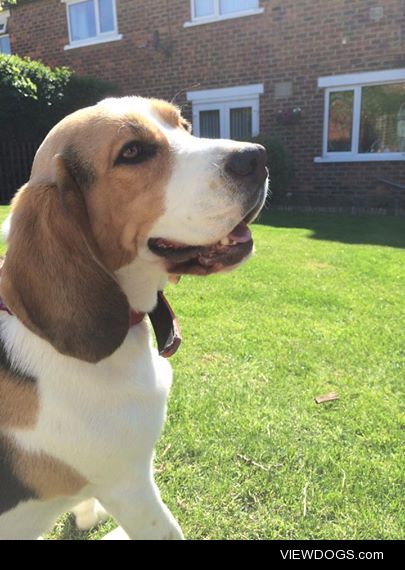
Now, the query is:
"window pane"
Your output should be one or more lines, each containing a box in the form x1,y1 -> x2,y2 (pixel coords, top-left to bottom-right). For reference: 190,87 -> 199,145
99,0 -> 115,33
200,110 -> 220,138
69,0 -> 97,41
220,0 -> 258,15
194,0 -> 215,18
327,91 -> 354,152
359,83 -> 405,153
230,107 -> 252,140
0,36 -> 11,54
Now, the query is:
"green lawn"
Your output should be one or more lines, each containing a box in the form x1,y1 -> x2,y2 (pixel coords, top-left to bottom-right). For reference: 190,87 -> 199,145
1,206 -> 404,540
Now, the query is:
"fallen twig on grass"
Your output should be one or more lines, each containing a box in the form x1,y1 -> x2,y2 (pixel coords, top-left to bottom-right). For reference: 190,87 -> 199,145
315,392 -> 340,404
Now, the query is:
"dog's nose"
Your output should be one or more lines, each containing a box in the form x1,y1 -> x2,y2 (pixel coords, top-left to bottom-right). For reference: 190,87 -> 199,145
225,144 -> 268,186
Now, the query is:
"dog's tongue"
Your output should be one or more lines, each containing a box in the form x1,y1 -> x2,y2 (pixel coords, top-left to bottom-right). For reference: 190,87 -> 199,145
228,221 -> 252,243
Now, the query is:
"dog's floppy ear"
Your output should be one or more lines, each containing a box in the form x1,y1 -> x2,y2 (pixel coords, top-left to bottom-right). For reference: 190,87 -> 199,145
0,155 -> 130,363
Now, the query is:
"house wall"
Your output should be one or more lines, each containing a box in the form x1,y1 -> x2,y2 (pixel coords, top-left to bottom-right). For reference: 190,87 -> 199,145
6,0 -> 405,211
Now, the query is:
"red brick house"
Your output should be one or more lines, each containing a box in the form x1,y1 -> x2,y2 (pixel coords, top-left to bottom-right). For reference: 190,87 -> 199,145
1,0 -> 404,211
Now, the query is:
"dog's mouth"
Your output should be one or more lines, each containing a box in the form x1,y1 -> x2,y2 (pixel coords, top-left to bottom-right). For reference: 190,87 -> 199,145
148,220 -> 254,276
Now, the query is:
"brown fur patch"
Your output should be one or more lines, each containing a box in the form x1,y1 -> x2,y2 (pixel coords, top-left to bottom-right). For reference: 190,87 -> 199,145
0,165 -> 130,363
0,373 -> 38,429
1,435 -> 86,505
82,108 -> 172,271
63,145 -> 96,191
14,445 -> 87,500
0,434 -> 37,514
149,99 -> 183,129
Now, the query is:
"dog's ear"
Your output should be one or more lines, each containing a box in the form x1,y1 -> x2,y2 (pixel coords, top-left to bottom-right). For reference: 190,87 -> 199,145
0,155 -> 130,363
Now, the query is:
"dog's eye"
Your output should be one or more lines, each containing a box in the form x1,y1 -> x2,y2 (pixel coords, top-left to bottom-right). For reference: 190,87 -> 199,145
122,143 -> 140,160
116,141 -> 158,166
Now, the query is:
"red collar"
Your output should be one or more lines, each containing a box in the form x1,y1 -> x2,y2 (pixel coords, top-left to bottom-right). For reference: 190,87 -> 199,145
0,291 -> 181,359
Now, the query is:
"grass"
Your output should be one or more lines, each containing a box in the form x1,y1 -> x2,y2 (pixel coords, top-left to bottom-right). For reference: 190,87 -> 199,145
1,206 -> 404,540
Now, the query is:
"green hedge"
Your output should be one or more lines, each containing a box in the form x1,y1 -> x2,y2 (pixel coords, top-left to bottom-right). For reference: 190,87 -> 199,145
0,54 -> 118,141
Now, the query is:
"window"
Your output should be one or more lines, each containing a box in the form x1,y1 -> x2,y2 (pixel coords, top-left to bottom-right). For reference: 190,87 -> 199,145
186,0 -> 263,26
0,9 -> 10,54
317,69 -> 405,162
194,0 -> 215,18
0,9 -> 9,34
200,110 -> 221,138
327,91 -> 354,152
63,0 -> 122,49
360,84 -> 405,153
230,107 -> 253,139
187,84 -> 263,140
0,35 -> 10,54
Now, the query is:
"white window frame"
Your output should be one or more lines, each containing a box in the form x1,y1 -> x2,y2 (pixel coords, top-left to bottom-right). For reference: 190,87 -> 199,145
316,68 -> 405,163
0,9 -> 10,35
0,9 -> 11,54
0,34 -> 11,55
62,0 -> 122,50
185,0 -> 264,28
187,84 -> 263,139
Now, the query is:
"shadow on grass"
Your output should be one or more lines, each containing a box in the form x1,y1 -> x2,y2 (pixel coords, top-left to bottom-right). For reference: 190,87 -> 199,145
257,209 -> 405,249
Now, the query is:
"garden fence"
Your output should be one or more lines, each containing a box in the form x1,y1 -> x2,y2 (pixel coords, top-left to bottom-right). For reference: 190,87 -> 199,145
0,141 -> 39,204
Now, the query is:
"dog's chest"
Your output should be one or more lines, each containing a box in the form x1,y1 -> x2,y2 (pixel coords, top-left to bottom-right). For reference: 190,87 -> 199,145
8,324 -> 173,482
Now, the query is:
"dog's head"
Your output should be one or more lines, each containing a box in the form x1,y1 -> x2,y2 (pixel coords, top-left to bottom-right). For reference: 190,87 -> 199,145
1,97 -> 268,362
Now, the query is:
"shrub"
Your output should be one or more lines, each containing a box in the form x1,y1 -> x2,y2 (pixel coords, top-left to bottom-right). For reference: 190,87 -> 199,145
250,134 -> 294,203
0,55 -> 71,139
54,74 -> 119,120
0,54 -> 118,141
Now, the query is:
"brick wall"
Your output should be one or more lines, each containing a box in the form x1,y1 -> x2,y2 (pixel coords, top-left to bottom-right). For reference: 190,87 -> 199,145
6,0 -> 405,210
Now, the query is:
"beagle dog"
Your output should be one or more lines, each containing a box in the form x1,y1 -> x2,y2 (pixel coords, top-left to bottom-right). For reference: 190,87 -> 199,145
0,96 -> 268,540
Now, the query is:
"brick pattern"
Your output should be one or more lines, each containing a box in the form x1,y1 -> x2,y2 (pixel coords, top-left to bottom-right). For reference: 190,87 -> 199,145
6,0 -> 405,210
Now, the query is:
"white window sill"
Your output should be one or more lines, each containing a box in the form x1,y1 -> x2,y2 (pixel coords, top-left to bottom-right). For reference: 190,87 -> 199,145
64,33 -> 123,51
184,8 -> 264,28
315,153 -> 405,163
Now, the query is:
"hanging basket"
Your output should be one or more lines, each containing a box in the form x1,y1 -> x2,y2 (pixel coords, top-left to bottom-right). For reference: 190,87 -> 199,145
276,107 -> 302,126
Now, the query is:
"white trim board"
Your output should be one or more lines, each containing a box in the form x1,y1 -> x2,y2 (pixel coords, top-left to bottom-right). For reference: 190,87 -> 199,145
187,84 -> 264,103
315,153 -> 405,163
318,68 -> 405,89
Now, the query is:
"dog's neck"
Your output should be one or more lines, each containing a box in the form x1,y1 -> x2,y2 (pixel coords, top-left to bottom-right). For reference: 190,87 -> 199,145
116,257 -> 168,314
